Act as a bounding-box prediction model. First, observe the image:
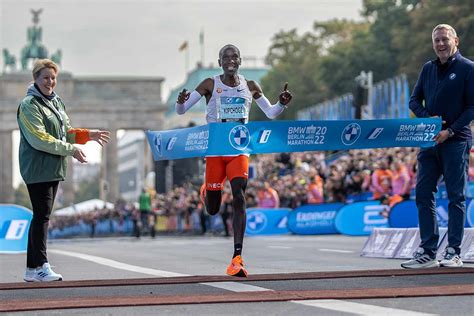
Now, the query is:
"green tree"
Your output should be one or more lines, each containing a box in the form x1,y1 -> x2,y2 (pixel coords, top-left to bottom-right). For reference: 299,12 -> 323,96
316,20 -> 372,97
261,0 -> 474,117
254,29 -> 324,120
392,0 -> 474,84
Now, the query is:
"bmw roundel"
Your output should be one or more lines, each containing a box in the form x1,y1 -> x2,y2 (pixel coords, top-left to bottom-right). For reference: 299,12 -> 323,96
246,211 -> 267,233
229,125 -> 251,150
341,123 -> 361,146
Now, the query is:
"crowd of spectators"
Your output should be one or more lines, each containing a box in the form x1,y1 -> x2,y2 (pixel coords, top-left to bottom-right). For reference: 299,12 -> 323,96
247,147 -> 418,207
51,147 -> 469,238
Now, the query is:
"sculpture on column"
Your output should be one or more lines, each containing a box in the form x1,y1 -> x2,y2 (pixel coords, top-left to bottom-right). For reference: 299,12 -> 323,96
4,9 -> 63,72
51,49 -> 62,66
20,9 -> 49,70
2,49 -> 17,72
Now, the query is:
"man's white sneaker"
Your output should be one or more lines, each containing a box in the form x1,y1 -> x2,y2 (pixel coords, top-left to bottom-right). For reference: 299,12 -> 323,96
23,268 -> 36,282
33,263 -> 63,282
401,248 -> 439,269
439,247 -> 463,268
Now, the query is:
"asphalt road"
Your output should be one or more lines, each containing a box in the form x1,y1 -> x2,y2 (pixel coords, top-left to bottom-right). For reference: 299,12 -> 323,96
1,234 -> 473,315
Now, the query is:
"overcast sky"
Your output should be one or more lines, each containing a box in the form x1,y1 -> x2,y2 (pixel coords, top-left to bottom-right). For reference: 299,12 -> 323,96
2,0 -> 363,186
1,0 -> 363,99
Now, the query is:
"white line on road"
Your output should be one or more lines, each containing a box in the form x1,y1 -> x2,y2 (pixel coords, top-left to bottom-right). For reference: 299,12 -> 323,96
319,248 -> 354,253
201,282 -> 271,292
50,249 -> 273,292
48,249 -> 437,314
49,249 -> 188,277
292,299 -> 437,316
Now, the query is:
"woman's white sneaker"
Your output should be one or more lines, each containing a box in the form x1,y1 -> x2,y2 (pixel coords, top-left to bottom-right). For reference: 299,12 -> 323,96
32,263 -> 63,282
23,268 -> 36,282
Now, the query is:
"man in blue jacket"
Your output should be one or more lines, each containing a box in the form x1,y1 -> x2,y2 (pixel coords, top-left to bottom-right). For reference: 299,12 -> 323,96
402,24 -> 474,269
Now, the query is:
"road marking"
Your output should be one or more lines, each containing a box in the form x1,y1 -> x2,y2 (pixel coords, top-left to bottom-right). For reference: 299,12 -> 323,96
291,299 -> 437,315
319,248 -> 354,253
50,249 -> 274,292
49,249 -> 188,277
201,282 -> 271,292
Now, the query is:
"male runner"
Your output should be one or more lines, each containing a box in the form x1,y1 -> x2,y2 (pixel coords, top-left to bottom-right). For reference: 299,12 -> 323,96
176,44 -> 292,277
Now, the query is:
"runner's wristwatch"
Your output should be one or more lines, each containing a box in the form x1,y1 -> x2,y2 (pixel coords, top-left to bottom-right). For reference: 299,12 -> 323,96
447,128 -> 454,138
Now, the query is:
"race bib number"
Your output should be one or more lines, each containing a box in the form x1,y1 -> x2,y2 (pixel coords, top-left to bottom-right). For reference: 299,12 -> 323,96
219,97 -> 248,120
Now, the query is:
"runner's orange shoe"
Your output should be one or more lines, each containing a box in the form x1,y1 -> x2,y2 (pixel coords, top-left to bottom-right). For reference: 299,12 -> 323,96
226,255 -> 248,277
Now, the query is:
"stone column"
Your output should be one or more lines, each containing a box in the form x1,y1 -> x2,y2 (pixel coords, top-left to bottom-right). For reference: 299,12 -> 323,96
0,131 -> 14,203
165,160 -> 174,193
99,148 -> 107,202
143,131 -> 153,175
105,129 -> 118,202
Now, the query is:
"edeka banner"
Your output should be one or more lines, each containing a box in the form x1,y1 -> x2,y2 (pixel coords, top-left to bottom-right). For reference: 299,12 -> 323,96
0,204 -> 32,253
390,199 -> 472,228
245,208 -> 290,236
288,203 -> 343,235
146,118 -> 441,161
335,201 -> 389,236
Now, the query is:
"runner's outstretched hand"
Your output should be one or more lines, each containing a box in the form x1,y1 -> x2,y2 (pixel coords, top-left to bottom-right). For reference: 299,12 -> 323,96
177,89 -> 190,104
279,82 -> 292,106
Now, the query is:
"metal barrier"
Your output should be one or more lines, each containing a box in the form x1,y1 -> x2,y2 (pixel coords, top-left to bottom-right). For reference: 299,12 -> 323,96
297,74 -> 410,120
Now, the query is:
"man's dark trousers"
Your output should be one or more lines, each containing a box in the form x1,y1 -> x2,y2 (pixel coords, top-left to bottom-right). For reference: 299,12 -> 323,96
416,138 -> 470,256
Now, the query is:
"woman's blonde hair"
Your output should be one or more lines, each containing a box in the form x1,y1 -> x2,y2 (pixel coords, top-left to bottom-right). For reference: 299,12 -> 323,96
32,59 -> 59,79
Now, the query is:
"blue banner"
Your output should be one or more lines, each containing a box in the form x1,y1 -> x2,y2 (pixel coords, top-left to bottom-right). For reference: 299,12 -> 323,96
346,192 -> 373,203
389,199 -> 473,228
468,199 -> 474,227
288,203 -> 343,235
146,118 -> 441,160
0,204 -> 32,253
335,201 -> 389,236
389,200 -> 418,228
245,208 -> 290,236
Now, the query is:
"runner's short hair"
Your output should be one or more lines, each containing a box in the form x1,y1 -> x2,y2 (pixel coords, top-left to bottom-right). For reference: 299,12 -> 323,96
219,44 -> 240,59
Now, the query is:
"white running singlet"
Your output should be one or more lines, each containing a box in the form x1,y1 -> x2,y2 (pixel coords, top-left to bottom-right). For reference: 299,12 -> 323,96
206,74 -> 253,123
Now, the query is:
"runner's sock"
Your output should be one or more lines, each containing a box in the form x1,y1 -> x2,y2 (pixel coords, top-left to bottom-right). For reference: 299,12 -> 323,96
233,243 -> 242,258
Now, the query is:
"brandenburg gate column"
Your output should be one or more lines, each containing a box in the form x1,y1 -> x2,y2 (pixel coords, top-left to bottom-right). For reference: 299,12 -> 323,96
0,131 -> 14,203
105,128 -> 118,202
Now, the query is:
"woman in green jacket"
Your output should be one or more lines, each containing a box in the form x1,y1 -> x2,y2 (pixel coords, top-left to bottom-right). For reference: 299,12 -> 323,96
17,59 -> 110,282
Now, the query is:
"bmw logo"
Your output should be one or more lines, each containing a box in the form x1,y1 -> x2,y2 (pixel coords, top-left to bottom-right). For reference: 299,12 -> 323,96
154,133 -> 162,157
341,123 -> 361,145
449,73 -> 456,80
229,125 -> 251,150
246,211 -> 267,233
